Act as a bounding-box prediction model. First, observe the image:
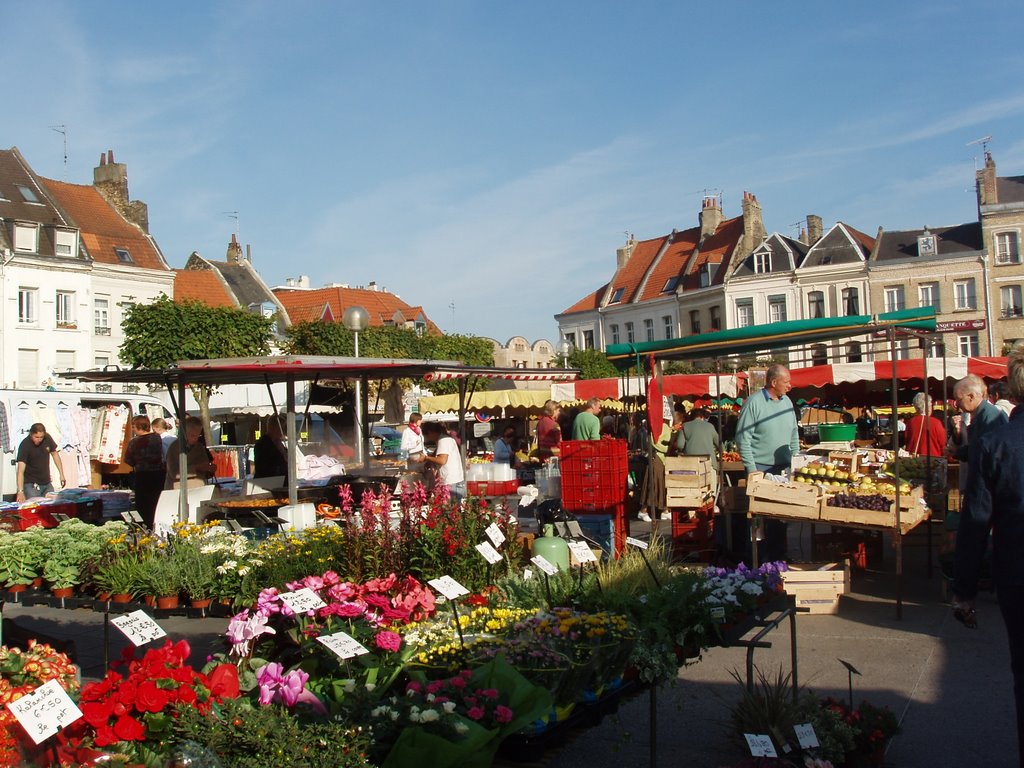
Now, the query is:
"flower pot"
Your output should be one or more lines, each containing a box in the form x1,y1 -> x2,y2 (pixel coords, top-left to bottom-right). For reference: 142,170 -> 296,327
31,578 -> 43,589
6,584 -> 27,594
96,591 -> 111,602
51,587 -> 74,599
112,593 -> 133,604
143,595 -> 155,607
156,595 -> 180,610
189,598 -> 212,609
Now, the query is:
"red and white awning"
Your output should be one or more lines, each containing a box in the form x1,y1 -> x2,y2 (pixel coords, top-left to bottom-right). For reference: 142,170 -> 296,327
551,373 -> 742,402
788,357 -> 1007,388
422,368 -> 578,383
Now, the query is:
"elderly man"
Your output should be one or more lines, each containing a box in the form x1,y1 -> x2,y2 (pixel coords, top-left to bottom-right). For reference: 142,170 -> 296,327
954,346 -> 1024,767
164,416 -> 216,490
735,364 -> 800,561
571,398 -> 603,441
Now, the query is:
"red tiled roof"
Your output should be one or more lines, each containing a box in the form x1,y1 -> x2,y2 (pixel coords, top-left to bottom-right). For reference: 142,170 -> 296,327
274,286 -> 441,334
683,216 -> 745,290
40,178 -> 168,271
612,236 -> 668,305
843,223 -> 877,255
637,227 -> 700,302
561,284 -> 608,315
174,270 -> 235,307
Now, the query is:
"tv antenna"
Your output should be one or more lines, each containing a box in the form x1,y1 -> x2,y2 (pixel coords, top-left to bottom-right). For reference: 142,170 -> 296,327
50,125 -> 67,179
222,211 -> 239,237
967,135 -> 992,168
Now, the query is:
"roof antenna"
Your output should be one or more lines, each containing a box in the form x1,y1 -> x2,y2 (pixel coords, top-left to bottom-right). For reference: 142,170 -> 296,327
222,211 -> 239,237
50,125 -> 67,180
967,135 -> 992,169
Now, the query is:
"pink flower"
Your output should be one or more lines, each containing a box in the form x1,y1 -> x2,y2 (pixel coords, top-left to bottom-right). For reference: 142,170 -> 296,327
450,676 -> 467,689
256,588 -> 283,617
327,582 -> 358,603
406,681 -> 422,694
480,688 -> 499,700
321,570 -> 341,587
256,662 -> 285,705
226,611 -> 276,657
278,668 -> 310,707
467,706 -> 485,721
494,705 -> 513,724
374,630 -> 402,652
303,575 -> 325,592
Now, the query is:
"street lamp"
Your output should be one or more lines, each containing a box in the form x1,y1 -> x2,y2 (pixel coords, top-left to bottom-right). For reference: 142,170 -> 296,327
558,338 -> 574,368
343,306 -> 370,465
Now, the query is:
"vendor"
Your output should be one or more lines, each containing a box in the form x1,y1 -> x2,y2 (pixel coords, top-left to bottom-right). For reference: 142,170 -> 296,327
15,423 -> 65,501
420,421 -> 466,501
400,413 -> 425,469
253,415 -> 290,480
165,416 -> 216,489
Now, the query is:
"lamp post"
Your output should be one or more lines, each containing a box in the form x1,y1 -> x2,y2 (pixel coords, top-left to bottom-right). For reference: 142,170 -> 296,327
343,306 -> 370,465
558,339 -> 574,369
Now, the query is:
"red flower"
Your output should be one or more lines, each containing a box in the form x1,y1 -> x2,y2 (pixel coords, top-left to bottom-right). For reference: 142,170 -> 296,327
112,714 -> 145,742
208,664 -> 240,699
80,700 -> 114,728
92,724 -> 118,747
176,685 -> 198,708
135,680 -> 173,713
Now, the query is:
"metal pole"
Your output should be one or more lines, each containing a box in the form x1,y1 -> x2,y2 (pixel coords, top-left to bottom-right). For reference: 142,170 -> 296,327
286,378 -> 298,506
353,332 -> 363,465
890,328 -> 903,619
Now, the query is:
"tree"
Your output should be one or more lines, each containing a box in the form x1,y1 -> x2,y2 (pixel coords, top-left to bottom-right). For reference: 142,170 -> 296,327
120,296 -> 275,439
566,348 -> 626,380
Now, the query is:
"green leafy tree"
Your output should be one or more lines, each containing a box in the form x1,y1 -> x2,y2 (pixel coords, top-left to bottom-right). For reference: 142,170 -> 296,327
120,296 -> 275,437
566,348 -> 626,379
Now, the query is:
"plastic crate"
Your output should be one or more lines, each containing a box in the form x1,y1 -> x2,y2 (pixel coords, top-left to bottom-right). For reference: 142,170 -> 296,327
560,439 -> 629,474
466,480 -> 520,497
560,471 -> 627,508
572,511 -> 627,558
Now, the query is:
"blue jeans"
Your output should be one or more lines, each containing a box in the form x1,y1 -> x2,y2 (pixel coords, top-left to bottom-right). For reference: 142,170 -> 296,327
447,481 -> 466,502
23,481 -> 53,498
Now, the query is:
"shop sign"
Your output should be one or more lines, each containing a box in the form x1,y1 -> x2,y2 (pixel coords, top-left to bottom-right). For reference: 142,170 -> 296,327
935,318 -> 986,332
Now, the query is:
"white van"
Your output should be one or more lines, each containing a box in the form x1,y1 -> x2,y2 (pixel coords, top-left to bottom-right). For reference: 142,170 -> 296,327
1,388 -> 173,500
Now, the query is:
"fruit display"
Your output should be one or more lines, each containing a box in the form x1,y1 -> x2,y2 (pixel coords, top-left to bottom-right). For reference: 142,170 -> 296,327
720,450 -> 742,463
793,461 -> 855,488
827,493 -> 892,511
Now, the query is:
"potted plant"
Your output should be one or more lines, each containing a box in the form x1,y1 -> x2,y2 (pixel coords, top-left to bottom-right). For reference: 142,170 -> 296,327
143,554 -> 184,609
94,555 -> 145,602
0,532 -> 41,592
177,543 -> 218,608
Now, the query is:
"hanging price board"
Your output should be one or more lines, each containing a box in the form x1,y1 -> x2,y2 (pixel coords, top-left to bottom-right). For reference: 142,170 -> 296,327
567,540 -> 598,564
484,523 -> 506,548
110,610 -> 167,646
316,631 -> 370,660
530,555 -> 559,576
428,576 -> 470,601
278,588 -> 327,615
475,541 -> 503,565
7,679 -> 82,744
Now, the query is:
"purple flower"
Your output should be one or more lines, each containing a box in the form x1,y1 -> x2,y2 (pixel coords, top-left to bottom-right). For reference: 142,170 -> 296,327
256,662 -> 285,705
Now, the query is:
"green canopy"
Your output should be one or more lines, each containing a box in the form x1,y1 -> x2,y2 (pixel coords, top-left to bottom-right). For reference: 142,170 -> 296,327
605,307 -> 937,367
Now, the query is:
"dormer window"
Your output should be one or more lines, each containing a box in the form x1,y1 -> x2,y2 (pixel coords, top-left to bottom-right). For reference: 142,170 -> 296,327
661,277 -> 679,293
917,233 -> 937,257
16,184 -> 40,204
115,248 -> 133,263
13,221 -> 38,253
699,263 -> 713,288
753,250 -> 772,273
609,287 -> 625,304
54,228 -> 78,257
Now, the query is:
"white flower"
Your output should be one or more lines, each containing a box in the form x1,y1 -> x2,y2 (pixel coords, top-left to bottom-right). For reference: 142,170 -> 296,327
453,722 -> 469,734
419,709 -> 440,723
426,693 -> 435,703
223,559 -> 238,570
371,706 -> 388,718
442,701 -> 456,714
364,683 -> 376,692
237,566 -> 250,577
342,679 -> 357,693
740,582 -> 763,596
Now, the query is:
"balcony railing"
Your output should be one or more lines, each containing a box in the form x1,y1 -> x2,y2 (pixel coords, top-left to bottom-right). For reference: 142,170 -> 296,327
1002,307 -> 1024,319
94,326 -> 111,336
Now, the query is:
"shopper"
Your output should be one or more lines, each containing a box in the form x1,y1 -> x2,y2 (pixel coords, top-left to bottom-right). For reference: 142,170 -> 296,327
571,397 -> 602,441
536,400 -> 563,460
990,380 -> 1015,419
420,421 -> 466,501
15,423 -> 66,501
493,425 -> 518,467
905,393 -> 947,457
124,416 -> 165,528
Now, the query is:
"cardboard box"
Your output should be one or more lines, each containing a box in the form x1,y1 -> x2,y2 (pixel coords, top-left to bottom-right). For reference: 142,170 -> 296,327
781,561 -> 850,615
721,485 -> 749,512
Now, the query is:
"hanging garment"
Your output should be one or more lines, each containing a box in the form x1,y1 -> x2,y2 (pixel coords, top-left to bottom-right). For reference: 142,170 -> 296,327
0,401 -> 10,453
96,406 -> 130,465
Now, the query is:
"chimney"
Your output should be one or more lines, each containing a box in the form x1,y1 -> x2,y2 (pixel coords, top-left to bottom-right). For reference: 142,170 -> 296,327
699,196 -> 723,240
93,149 -> 150,233
286,277 -> 295,287
740,191 -> 765,255
977,151 -> 997,210
806,215 -> 823,245
368,281 -> 378,291
799,228 -> 807,244
299,275 -> 310,289
616,233 -> 637,269
226,233 -> 244,264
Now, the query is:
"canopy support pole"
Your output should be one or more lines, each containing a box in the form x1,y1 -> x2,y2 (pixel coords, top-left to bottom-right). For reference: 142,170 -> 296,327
286,377 -> 298,506
890,328 -> 903,620
177,379 -> 189,524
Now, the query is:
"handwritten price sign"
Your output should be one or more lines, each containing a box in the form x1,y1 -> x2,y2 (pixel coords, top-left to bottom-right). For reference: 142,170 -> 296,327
428,576 -> 470,601
794,723 -> 819,749
475,541 -> 503,565
625,536 -> 649,550
567,540 -> 598,564
7,679 -> 82,744
530,555 -> 559,576
110,610 -> 166,646
744,733 -> 777,758
484,523 -> 506,548
316,631 -> 369,660
278,588 -> 327,615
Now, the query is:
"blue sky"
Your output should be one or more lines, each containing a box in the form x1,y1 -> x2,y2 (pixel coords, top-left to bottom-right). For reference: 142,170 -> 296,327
5,1 -> 1024,344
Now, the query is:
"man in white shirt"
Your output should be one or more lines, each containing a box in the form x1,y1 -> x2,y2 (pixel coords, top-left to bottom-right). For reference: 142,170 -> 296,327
400,413 -> 425,469
420,421 -> 466,501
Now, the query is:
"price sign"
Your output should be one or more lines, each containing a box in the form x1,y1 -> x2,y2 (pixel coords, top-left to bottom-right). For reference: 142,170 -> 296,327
7,679 -> 82,744
567,540 -> 597,564
523,568 -> 533,581
530,555 -> 559,576
428,576 -> 470,601
709,606 -> 726,621
110,610 -> 167,646
120,511 -> 134,523
316,631 -> 369,660
794,723 -> 819,749
475,541 -> 503,565
484,523 -> 506,548
744,733 -> 777,758
278,588 -> 327,615
625,536 -> 649,550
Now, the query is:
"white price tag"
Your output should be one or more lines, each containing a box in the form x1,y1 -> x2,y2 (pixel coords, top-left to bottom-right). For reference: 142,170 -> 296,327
530,555 -> 559,576
7,679 -> 82,744
744,733 -> 777,758
428,576 -> 470,601
567,540 -> 597,564
110,610 -> 167,646
794,723 -> 819,749
278,588 -> 327,615
475,541 -> 503,565
523,568 -> 533,581
316,631 -> 370,660
485,522 -> 506,548
625,536 -> 649,550
710,606 -> 726,621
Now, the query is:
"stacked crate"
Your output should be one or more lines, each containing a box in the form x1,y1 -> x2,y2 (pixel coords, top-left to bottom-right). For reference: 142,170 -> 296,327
663,456 -> 716,561
670,500 -> 716,562
560,439 -> 628,556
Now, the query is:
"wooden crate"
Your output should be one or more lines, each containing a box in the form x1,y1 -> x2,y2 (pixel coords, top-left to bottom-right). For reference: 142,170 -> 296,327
828,450 -> 859,474
747,472 -> 822,521
663,456 -> 711,488
819,497 -> 931,534
666,487 -> 713,507
781,561 -> 850,615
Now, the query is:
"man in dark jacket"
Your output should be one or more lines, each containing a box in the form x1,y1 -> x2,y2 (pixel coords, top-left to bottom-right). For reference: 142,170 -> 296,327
954,348 -> 1024,767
